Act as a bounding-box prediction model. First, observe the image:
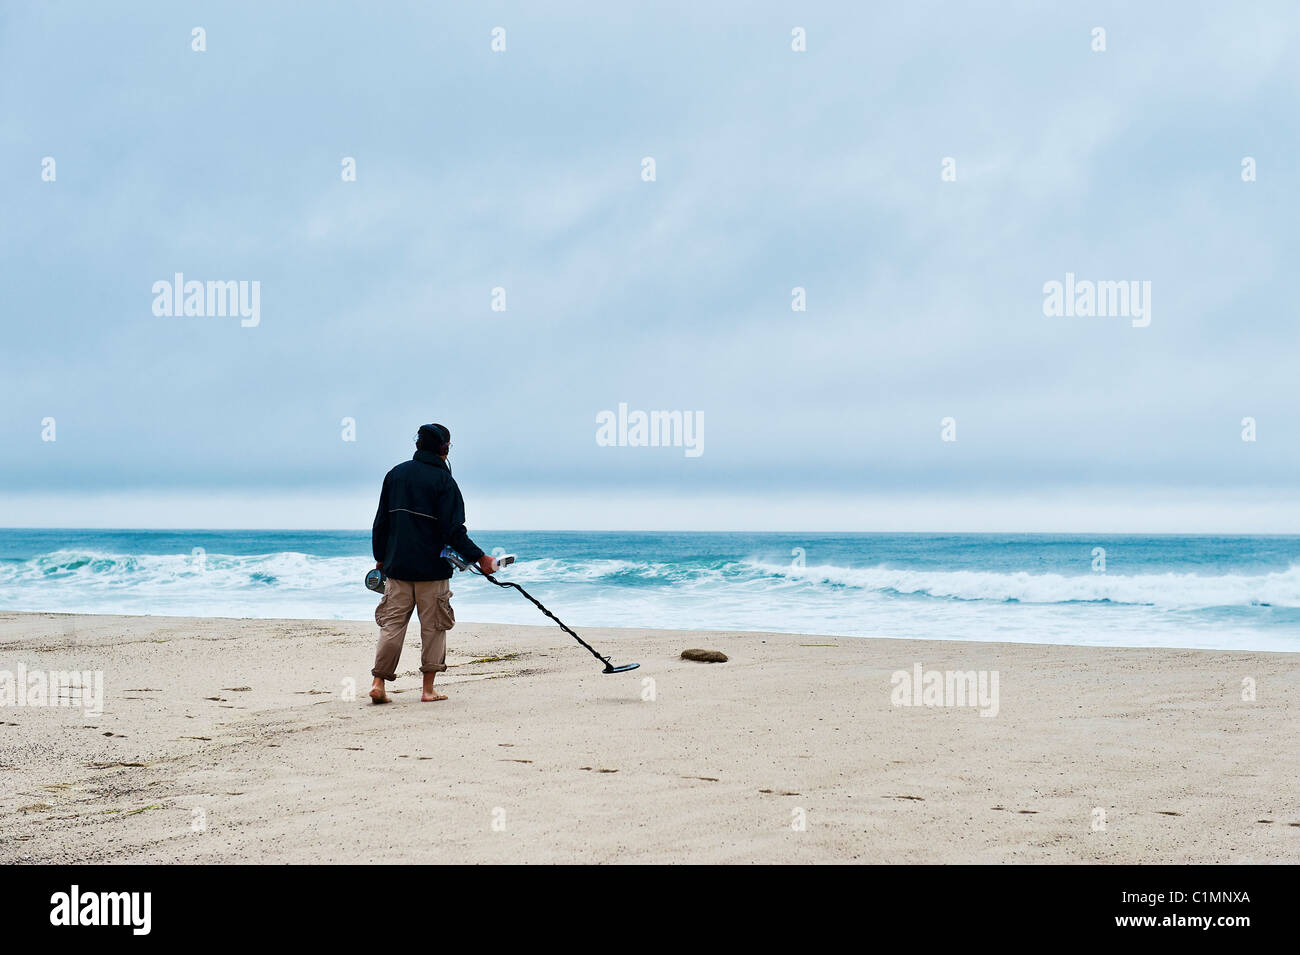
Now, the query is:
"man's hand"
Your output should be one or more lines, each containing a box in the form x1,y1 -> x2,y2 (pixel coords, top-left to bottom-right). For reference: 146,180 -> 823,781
477,554 -> 498,574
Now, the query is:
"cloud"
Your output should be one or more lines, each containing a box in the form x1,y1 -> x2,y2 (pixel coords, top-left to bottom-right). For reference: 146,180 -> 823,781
2,1 -> 1298,526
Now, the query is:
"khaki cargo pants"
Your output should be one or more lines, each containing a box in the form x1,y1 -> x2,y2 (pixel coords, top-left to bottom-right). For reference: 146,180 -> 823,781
371,577 -> 455,681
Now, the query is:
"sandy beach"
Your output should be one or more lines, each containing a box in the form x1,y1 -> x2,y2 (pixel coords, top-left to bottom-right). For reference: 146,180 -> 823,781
1,610 -> 1296,864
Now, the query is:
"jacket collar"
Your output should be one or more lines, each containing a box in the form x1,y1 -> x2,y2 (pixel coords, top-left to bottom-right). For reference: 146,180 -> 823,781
413,450 -> 449,471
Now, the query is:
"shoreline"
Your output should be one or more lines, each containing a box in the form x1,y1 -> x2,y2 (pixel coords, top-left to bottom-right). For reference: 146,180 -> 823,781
2,611 -> 1297,863
2,609 -> 1294,656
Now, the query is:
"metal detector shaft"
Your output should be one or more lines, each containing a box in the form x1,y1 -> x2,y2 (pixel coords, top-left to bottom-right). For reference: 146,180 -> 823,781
471,565 -> 630,670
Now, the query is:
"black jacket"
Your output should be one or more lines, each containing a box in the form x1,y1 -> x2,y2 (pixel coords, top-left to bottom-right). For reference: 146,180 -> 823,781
372,451 -> 485,581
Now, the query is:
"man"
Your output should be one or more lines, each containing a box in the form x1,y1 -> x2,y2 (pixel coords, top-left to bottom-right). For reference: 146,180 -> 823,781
369,423 -> 497,704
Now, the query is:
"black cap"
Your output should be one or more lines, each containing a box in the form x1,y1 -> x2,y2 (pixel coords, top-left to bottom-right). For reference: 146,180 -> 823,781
418,423 -> 451,453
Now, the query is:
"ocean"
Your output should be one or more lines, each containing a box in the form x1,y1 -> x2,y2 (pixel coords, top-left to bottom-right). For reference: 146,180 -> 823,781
1,530 -> 1298,652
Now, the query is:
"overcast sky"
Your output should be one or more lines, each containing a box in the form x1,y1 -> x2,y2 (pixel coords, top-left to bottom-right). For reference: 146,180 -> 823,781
3,2 -> 1298,531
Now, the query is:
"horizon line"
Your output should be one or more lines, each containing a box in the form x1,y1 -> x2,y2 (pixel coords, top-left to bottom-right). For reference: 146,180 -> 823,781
4,527 -> 1300,537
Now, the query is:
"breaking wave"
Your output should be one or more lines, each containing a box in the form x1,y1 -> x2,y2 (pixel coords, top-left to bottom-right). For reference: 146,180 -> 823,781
3,550 -> 1298,614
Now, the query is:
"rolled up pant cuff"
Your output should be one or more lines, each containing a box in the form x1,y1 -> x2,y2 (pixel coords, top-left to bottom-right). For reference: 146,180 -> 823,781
420,663 -> 448,674
371,669 -> 398,682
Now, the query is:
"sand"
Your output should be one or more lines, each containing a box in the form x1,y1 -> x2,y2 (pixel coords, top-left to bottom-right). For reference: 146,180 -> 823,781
0,611 -> 1296,864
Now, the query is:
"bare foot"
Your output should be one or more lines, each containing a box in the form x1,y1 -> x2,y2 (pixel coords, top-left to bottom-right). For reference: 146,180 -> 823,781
369,686 -> 389,705
421,673 -> 446,702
